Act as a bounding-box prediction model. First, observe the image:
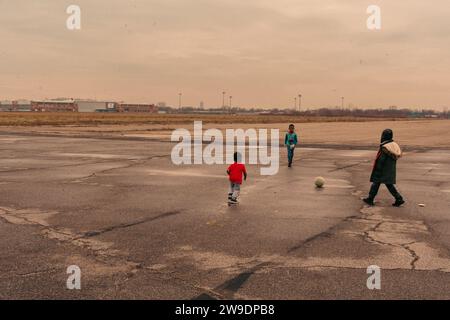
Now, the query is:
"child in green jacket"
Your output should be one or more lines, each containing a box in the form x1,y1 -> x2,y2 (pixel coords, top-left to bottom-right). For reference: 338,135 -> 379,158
285,124 -> 298,167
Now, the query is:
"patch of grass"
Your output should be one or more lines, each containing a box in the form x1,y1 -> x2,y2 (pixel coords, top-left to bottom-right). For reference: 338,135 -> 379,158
0,112 -> 415,127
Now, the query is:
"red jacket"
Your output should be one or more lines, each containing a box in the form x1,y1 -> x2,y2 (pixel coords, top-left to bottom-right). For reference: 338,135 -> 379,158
227,163 -> 247,184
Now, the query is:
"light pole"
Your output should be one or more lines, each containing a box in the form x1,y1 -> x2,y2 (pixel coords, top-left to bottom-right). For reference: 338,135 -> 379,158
298,94 -> 302,112
179,93 -> 182,109
229,96 -> 232,113
294,97 -> 297,111
341,96 -> 344,109
222,91 -> 226,109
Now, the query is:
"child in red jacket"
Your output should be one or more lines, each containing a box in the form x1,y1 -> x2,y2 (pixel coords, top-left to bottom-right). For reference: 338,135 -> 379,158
227,152 -> 247,203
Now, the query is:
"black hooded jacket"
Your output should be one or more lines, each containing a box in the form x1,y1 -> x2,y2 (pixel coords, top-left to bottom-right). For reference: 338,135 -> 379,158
370,129 -> 399,184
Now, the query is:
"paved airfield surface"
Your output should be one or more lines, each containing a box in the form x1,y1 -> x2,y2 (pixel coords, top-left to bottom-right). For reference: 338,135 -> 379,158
0,133 -> 449,299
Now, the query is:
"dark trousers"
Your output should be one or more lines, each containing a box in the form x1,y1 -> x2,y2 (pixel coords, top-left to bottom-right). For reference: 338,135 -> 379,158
287,146 -> 295,164
369,182 -> 403,201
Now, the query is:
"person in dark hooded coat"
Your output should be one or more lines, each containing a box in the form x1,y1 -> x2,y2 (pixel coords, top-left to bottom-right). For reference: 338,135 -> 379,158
363,129 -> 405,207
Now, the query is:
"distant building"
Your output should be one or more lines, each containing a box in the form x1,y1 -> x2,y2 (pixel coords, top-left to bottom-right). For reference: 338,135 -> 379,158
31,100 -> 77,112
115,103 -> 158,113
3,99 -> 158,113
76,100 -> 116,112
0,100 -> 31,112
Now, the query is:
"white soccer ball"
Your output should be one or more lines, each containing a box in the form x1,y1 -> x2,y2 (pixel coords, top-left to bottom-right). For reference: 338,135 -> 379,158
315,176 -> 325,188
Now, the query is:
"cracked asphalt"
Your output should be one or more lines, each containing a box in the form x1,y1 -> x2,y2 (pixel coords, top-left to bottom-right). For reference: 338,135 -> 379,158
0,132 -> 450,299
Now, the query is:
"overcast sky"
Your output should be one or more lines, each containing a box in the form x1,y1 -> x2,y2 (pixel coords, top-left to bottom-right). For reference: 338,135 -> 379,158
1,0 -> 449,109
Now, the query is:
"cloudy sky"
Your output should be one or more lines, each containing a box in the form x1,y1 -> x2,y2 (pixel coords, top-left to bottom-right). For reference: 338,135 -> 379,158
1,0 -> 449,109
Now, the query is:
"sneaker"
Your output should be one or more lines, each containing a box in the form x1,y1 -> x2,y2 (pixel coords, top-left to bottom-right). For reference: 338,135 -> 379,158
288,162 -> 292,167
392,199 -> 405,207
363,198 -> 375,206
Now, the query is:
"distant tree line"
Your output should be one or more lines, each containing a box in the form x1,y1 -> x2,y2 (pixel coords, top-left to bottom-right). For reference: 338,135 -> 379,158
299,107 -> 447,118
158,105 -> 449,118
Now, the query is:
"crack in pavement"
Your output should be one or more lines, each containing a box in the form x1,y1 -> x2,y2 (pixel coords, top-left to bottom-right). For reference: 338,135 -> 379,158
0,206 -> 124,258
354,207 -> 428,270
67,154 -> 170,183
0,206 -> 191,291
78,210 -> 181,238
2,193 -> 449,299
286,215 -> 360,254
0,205 -> 214,299
0,207 -> 181,258
328,160 -> 370,172
0,159 -> 123,174
0,268 -> 60,279
193,262 -> 271,300
403,243 -> 420,270
163,204 -> 450,299
287,231 -> 333,253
